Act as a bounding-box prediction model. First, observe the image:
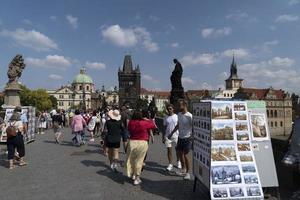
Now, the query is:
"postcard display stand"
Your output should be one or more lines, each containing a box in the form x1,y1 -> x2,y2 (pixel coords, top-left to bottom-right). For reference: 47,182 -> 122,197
0,106 -> 36,143
193,100 -> 267,200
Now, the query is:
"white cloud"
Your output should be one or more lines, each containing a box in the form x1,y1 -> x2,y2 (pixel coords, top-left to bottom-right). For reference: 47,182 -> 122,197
85,61 -> 106,70
50,16 -> 57,21
26,55 -> 72,70
142,74 -> 159,83
201,27 -> 232,39
0,28 -> 58,51
101,24 -> 159,52
222,48 -> 250,59
239,57 -> 300,92
22,19 -> 33,25
182,77 -> 196,85
226,11 -> 257,22
170,42 -> 179,48
66,15 -> 78,29
149,15 -> 160,22
288,0 -> 300,5
275,14 -> 299,23
48,74 -> 63,80
181,53 -> 217,67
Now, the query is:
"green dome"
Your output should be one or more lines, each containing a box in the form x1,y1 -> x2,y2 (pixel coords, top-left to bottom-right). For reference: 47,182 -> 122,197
73,68 -> 93,84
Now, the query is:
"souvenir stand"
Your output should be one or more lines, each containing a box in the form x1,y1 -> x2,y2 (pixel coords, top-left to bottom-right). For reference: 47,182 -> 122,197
0,106 -> 36,143
192,100 -> 277,200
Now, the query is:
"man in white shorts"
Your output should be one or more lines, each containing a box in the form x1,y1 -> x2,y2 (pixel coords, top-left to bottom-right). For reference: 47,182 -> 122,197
163,104 -> 182,171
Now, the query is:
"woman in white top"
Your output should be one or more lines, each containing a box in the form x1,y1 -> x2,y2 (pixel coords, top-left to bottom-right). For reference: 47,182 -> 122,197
87,111 -> 97,142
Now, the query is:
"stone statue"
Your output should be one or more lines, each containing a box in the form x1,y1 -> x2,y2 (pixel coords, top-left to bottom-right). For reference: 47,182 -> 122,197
3,54 -> 26,107
170,59 -> 183,89
170,58 -> 185,107
7,54 -> 26,83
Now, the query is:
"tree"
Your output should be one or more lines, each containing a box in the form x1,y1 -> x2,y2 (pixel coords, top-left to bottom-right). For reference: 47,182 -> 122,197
20,85 -> 53,112
49,95 -> 58,109
136,98 -> 149,110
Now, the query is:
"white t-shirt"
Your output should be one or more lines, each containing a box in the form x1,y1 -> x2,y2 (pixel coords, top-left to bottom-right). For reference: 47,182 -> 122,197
163,114 -> 179,138
178,112 -> 193,139
88,116 -> 97,131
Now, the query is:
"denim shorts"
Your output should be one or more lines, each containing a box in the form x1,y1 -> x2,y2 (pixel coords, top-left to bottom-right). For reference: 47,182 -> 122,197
177,137 -> 192,154
121,130 -> 130,142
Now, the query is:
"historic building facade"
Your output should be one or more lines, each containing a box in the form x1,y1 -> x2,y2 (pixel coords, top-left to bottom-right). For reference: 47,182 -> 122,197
47,68 -> 95,110
118,55 -> 141,108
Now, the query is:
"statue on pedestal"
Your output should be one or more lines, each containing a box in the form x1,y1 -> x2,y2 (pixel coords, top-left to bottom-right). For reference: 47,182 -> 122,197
4,54 -> 26,107
170,59 -> 185,106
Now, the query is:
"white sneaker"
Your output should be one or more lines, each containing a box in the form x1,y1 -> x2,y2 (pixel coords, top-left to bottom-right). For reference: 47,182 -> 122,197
133,177 -> 142,185
131,175 -> 136,181
175,170 -> 186,177
89,138 -> 95,142
166,164 -> 173,171
110,164 -> 115,171
177,161 -> 182,169
184,173 -> 191,180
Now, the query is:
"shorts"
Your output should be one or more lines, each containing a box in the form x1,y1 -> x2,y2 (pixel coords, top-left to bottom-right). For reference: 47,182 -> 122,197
106,141 -> 120,148
177,137 -> 192,154
53,125 -> 62,133
121,130 -> 130,142
165,136 -> 178,148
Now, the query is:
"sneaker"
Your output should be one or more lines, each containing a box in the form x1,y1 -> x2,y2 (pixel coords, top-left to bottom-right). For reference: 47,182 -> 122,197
113,163 -> 118,173
89,138 -> 95,142
175,170 -> 186,177
133,177 -> 142,185
166,164 -> 173,172
183,173 -> 191,180
177,161 -> 182,169
110,164 -> 115,171
131,175 -> 136,181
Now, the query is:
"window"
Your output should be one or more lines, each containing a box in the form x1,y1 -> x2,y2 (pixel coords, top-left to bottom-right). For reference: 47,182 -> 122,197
280,121 -> 283,127
79,85 -> 82,90
271,121 -> 273,127
267,110 -> 269,117
59,101 -> 64,106
86,86 -> 90,91
68,102 -> 71,106
274,110 -> 278,118
270,110 -> 274,118
275,121 -> 277,127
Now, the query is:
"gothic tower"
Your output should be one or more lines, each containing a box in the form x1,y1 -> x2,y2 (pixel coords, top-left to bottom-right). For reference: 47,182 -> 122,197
225,55 -> 244,90
118,55 -> 141,108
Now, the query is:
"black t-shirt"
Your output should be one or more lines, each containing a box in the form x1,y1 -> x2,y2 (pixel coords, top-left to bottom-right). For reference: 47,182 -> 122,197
106,119 -> 123,143
52,114 -> 63,125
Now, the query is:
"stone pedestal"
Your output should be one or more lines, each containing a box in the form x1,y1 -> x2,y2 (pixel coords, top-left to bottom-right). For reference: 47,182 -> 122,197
4,82 -> 21,107
170,87 -> 185,107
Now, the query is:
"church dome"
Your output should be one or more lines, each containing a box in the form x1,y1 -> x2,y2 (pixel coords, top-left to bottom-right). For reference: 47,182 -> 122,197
73,68 -> 93,84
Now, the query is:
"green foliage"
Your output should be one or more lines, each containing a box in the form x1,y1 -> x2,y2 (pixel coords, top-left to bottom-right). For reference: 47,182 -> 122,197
20,85 -> 54,112
136,98 -> 149,110
49,95 -> 58,109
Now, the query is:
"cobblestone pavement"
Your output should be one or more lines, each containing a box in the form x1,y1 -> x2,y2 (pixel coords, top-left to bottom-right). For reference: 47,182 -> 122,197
0,128 -> 208,200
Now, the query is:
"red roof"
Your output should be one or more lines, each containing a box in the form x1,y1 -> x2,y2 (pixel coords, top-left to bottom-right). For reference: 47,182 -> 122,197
239,87 -> 286,100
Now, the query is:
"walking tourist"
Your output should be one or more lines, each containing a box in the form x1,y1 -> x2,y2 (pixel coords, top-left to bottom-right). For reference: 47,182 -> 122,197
93,111 -> 101,137
120,106 -> 130,153
105,109 -> 123,172
52,109 -> 64,144
71,109 -> 86,146
87,111 -> 97,142
37,111 -> 47,134
168,100 -> 193,180
6,107 -> 27,169
163,104 -> 181,171
125,110 -> 156,185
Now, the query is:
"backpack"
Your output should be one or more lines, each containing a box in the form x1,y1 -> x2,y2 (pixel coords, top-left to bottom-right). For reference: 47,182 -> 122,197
6,122 -> 17,138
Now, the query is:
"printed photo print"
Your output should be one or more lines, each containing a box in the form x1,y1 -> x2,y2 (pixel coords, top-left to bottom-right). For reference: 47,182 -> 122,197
237,132 -> 250,141
236,122 -> 248,131
247,186 -> 262,197
244,175 -> 259,184
242,164 -> 256,173
237,143 -> 251,151
251,114 -> 268,140
240,153 -> 254,162
211,143 -> 237,161
212,121 -> 234,140
211,165 -> 242,185
229,187 -> 245,198
234,112 -> 247,121
212,188 -> 228,198
234,103 -> 246,111
212,102 -> 233,120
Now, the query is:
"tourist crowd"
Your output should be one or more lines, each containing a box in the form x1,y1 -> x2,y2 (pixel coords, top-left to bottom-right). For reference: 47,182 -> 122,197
0,100 -> 193,185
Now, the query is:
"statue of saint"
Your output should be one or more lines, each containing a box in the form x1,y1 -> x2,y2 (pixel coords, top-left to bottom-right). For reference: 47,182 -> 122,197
170,59 -> 183,89
7,54 -> 26,83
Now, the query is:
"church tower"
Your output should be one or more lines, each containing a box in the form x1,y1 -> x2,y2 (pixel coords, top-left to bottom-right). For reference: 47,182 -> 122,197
118,55 -> 141,108
225,55 -> 243,90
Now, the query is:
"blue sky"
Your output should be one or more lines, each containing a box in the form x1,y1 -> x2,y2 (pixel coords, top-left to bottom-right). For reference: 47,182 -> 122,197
0,0 -> 300,93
